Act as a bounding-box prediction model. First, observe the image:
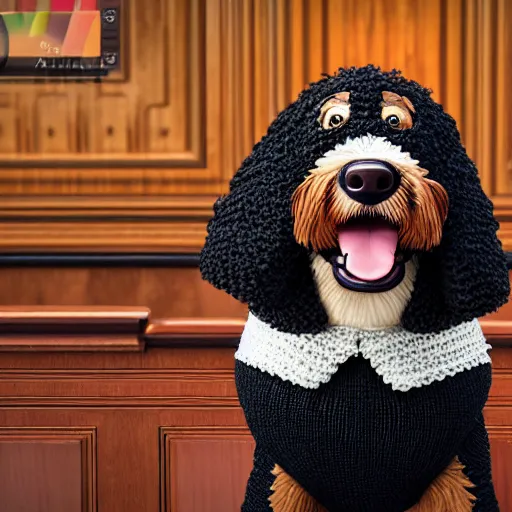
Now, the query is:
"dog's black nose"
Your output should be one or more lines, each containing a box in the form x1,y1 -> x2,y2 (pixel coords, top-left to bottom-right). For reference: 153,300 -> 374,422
339,160 -> 401,205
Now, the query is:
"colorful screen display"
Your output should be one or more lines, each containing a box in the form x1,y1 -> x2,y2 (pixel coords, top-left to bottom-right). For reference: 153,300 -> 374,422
0,0 -> 120,77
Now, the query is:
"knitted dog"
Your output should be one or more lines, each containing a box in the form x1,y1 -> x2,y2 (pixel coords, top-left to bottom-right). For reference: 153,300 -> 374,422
200,66 -> 510,512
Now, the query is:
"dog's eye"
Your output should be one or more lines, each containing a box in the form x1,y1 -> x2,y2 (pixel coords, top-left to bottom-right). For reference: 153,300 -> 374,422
381,105 -> 413,130
387,114 -> 401,128
320,105 -> 351,130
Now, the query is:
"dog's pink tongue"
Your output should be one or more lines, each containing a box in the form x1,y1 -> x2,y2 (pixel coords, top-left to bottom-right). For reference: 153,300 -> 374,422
338,222 -> 398,281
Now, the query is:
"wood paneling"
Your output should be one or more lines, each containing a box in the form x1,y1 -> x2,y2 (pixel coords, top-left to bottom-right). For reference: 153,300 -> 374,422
160,428 -> 254,512
0,308 -> 250,512
0,408 -> 248,512
0,0 -> 509,252
0,0 -> 223,252
460,0 -> 512,250
0,0 -> 202,168
0,427 -> 97,512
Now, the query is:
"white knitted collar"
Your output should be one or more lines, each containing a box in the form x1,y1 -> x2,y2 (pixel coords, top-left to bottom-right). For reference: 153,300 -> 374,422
235,313 -> 491,392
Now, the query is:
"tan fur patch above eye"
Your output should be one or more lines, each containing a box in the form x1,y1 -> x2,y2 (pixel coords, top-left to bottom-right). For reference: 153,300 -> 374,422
326,91 -> 350,104
382,91 -> 416,113
406,457 -> 475,512
269,465 -> 327,512
402,95 -> 416,114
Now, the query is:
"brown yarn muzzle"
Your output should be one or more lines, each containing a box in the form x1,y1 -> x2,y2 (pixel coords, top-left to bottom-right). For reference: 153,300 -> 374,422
292,158 -> 449,254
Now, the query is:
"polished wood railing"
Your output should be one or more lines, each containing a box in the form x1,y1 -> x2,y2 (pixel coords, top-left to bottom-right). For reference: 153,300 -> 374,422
0,305 -> 509,349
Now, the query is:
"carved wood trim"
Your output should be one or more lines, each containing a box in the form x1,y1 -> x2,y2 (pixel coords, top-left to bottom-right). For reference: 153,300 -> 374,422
0,195 -> 216,252
0,426 -> 97,512
0,395 -> 241,408
0,219 -> 209,253
0,196 -> 216,218
486,426 -> 512,437
0,306 -> 148,351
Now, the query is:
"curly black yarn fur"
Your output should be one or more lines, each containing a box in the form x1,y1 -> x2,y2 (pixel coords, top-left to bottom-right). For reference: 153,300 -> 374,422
200,65 -> 510,334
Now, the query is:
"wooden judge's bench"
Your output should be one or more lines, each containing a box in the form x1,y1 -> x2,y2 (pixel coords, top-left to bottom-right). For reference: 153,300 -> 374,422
0,308 -> 252,512
0,0 -> 511,510
0,304 -> 511,512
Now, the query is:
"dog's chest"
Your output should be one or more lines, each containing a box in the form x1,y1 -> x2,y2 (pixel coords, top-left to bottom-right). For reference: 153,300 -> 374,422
235,357 -> 491,512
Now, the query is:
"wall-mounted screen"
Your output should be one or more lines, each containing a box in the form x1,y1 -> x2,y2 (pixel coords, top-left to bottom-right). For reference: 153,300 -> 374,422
0,0 -> 120,77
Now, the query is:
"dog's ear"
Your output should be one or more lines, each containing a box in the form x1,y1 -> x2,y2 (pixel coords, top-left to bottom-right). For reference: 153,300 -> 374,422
200,128 -> 329,334
402,152 -> 510,333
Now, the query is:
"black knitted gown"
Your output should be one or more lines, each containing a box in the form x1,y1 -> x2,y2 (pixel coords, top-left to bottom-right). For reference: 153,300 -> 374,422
236,342 -> 493,511
200,66 -> 510,511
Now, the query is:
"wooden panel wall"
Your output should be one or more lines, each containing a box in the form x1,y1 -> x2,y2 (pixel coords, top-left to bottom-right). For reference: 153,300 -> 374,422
0,0 -> 510,252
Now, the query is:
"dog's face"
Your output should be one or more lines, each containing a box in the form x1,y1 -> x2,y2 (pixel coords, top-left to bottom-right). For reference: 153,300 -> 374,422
201,66 -> 509,334
291,91 -> 449,329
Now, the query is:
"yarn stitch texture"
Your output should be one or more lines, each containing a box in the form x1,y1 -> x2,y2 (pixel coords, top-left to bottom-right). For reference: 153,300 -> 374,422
236,360 -> 497,511
236,313 -> 491,392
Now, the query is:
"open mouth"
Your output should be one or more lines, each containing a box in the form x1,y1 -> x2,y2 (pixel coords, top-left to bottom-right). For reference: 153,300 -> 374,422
321,217 -> 410,293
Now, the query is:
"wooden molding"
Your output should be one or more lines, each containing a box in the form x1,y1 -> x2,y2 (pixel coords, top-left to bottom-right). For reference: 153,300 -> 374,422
0,220 -> 208,253
1,307 -> 511,350
147,316 -> 512,349
0,306 -> 149,352
0,196 -> 216,218
145,318 -> 246,347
